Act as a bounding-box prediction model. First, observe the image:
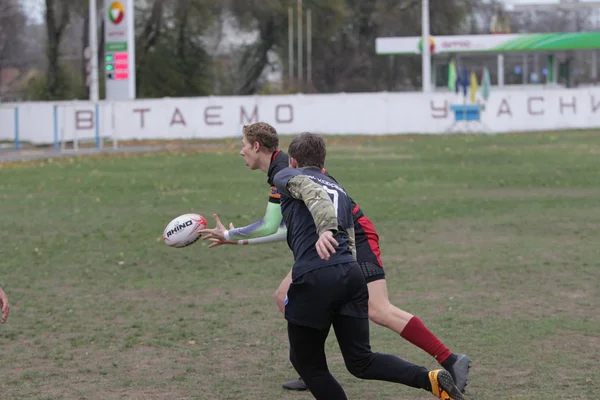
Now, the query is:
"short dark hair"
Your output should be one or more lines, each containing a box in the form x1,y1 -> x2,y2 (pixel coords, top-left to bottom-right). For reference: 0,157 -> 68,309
288,132 -> 326,169
243,122 -> 279,152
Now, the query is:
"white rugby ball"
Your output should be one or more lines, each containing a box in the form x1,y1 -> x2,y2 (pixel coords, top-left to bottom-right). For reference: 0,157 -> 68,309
163,213 -> 208,248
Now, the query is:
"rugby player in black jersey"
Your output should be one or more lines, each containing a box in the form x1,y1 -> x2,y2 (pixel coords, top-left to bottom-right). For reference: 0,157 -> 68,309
271,132 -> 464,399
199,122 -> 471,394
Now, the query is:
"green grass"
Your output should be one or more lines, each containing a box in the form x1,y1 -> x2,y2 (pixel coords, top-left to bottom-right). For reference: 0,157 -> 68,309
1,130 -> 599,400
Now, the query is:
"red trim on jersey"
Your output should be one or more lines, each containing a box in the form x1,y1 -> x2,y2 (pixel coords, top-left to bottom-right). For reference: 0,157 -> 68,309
319,169 -> 379,265
356,215 -> 383,266
271,150 -> 280,161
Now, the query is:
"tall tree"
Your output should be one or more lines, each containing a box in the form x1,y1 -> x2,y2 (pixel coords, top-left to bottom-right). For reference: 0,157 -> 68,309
44,0 -> 71,99
0,0 -> 27,99
226,0 -> 347,94
0,0 -> 25,65
72,0 -> 103,99
134,0 -> 217,98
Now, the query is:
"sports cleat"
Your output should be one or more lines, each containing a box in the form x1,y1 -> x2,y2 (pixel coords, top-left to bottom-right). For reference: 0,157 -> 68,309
282,377 -> 308,391
429,369 -> 465,400
446,354 -> 471,393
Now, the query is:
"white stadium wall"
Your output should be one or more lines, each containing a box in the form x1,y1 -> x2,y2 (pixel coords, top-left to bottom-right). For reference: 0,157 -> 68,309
1,88 -> 600,145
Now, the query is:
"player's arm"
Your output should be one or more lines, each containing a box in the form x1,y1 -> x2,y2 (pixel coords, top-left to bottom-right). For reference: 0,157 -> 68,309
223,200 -> 283,241
285,174 -> 340,260
275,172 -> 338,236
199,190 -> 284,243
236,225 -> 287,245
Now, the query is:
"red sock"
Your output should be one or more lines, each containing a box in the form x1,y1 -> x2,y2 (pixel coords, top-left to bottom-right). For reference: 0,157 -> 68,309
400,316 -> 453,364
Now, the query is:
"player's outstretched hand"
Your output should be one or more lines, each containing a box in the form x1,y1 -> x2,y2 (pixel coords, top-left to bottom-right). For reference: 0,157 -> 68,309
206,238 -> 237,248
0,286 -> 10,324
206,222 -> 238,247
316,230 -> 338,261
197,214 -> 227,241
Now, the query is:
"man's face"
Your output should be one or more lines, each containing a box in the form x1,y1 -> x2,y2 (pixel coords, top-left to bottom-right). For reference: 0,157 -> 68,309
240,137 -> 260,170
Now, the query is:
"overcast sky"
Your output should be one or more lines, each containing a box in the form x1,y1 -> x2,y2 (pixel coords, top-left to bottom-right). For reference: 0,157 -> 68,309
514,0 -> 600,2
506,0 -> 599,3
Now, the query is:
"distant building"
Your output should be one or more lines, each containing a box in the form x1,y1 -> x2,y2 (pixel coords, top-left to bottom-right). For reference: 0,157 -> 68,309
0,66 -> 40,101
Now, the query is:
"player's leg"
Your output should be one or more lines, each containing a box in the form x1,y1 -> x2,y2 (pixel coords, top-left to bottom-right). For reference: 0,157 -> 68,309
287,321 -> 348,400
278,269 -> 311,391
334,263 -> 464,400
333,314 -> 463,399
366,274 -> 471,392
275,270 -> 308,391
281,268 -> 469,393
284,267 -> 351,398
274,268 -> 292,313
356,211 -> 471,391
367,277 -> 452,357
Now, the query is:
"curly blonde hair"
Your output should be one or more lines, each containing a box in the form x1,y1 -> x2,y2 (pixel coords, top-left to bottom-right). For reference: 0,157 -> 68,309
243,122 -> 279,152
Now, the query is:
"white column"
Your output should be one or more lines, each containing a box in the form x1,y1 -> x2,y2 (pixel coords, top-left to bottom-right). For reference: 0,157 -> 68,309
297,0 -> 303,89
89,0 -> 99,101
497,54 -> 505,87
126,0 -> 136,98
422,0 -> 432,92
288,8 -> 294,83
307,9 -> 312,87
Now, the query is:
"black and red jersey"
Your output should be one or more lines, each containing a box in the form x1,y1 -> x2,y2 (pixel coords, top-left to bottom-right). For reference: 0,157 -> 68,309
267,150 -> 289,204
324,169 -> 383,267
267,150 -> 383,267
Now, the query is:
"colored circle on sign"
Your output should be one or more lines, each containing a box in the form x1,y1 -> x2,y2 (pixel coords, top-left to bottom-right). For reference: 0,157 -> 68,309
418,37 -> 436,54
109,2 -> 125,25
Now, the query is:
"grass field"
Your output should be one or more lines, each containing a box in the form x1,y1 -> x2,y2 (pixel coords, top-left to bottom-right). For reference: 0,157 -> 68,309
1,130 -> 599,400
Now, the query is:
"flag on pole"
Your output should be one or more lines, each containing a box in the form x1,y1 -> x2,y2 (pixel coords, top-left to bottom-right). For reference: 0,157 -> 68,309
469,71 -> 479,104
448,60 -> 457,92
481,67 -> 491,101
461,67 -> 469,97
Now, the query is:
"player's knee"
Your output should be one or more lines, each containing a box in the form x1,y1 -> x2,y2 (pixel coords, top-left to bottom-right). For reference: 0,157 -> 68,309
344,356 -> 372,379
346,365 -> 369,379
368,307 -> 386,326
368,300 -> 392,327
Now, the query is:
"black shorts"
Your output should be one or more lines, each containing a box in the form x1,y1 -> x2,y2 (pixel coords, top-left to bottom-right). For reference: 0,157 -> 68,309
285,262 -> 369,330
355,215 -> 386,283
358,261 -> 386,283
